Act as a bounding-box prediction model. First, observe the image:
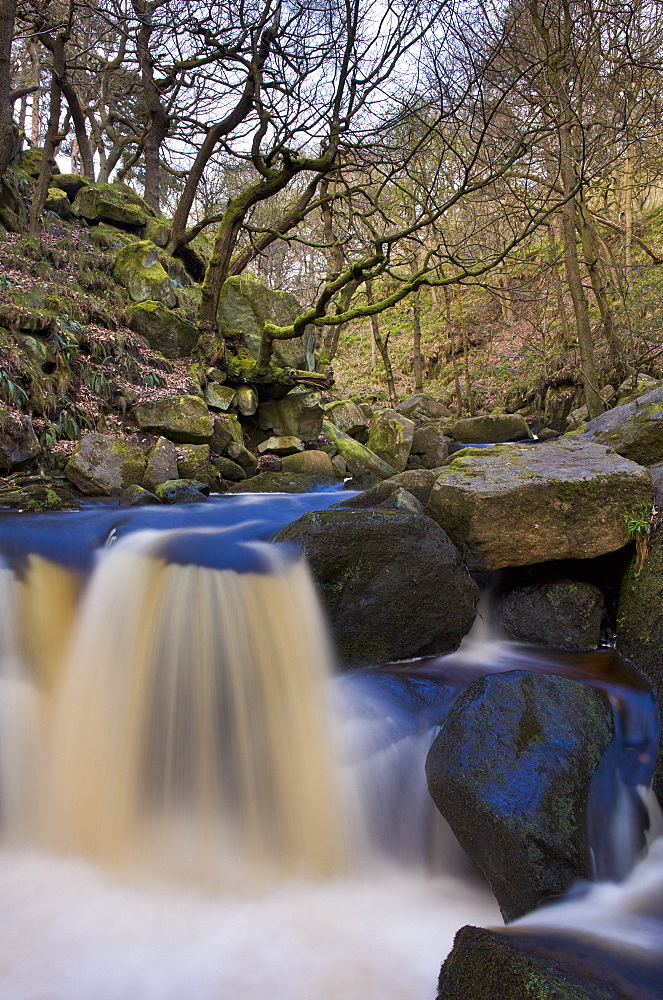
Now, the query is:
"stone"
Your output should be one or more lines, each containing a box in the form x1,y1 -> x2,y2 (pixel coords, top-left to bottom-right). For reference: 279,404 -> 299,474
410,421 -> 449,468
233,384 -> 259,417
144,217 -> 171,248
280,450 -> 335,477
617,534 -> 663,805
119,484 -> 161,506
426,671 -> 614,922
495,579 -> 605,650
205,383 -> 236,411
366,408 -> 415,472
225,472 -> 337,493
113,241 -> 177,307
257,392 -> 324,442
51,173 -> 89,199
176,443 -> 211,483
125,300 -> 198,358
449,413 -> 534,443
336,469 -> 440,510
134,394 -> 213,444
543,383 -> 582,431
210,413 -> 243,453
256,454 -> 283,473
71,181 -> 154,228
143,436 -> 178,492
226,441 -> 258,475
377,487 -> 424,515
396,393 -> 452,421
64,434 -> 146,496
323,420 -> 397,480
331,454 -> 347,479
650,460 -> 663,490
616,373 -> 660,405
275,508 -> 479,667
0,484 -> 80,511
0,172 -> 27,232
574,386 -> 663,466
212,456 -> 246,482
0,407 -> 40,472
257,435 -> 305,457
324,399 -> 369,437
425,440 -> 652,571
45,187 -> 71,219
217,274 -> 314,370
154,479 -> 211,503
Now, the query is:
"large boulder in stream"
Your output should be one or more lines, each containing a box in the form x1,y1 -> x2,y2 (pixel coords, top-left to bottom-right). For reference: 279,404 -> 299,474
322,419 -> 397,480
275,508 -> 479,667
425,440 -> 651,571
64,433 -> 146,495
425,670 -> 615,922
495,579 -> 606,650
574,385 -> 663,466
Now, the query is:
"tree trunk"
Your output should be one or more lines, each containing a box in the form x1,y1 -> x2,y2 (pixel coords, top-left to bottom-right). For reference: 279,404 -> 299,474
547,222 -> 572,346
443,285 -> 463,417
366,279 -> 397,406
0,0 -> 18,178
412,288 -> 424,391
30,33 -> 64,235
29,42 -> 40,145
132,1 -> 169,212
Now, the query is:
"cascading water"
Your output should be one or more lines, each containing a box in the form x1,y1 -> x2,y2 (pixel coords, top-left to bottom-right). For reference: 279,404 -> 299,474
0,494 -> 661,999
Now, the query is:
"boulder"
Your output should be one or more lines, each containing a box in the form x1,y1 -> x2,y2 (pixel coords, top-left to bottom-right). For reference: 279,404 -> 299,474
125,300 -> 197,358
617,534 -> 663,805
616,373 -> 660,405
257,392 -> 324,442
495,579 -> 605,650
409,421 -> 449,468
144,217 -> 171,248
212,456 -> 246,482
226,441 -> 258,475
205,383 -> 236,411
0,172 -> 27,232
154,479 -> 211,504
323,420 -> 397,480
71,181 -> 153,228
50,173 -> 89,199
449,413 -> 534,443
396,394 -> 452,421
217,274 -> 314,370
331,455 -> 347,478
64,434 -> 146,496
257,435 -> 304,457
324,399 -> 369,437
275,508 -> 479,667
574,386 -> 663,466
113,241 -> 177,307
134,394 -> 213,444
336,469 -> 440,510
426,441 -> 651,571
426,670 -> 614,922
0,483 -> 80,511
225,471 -> 337,493
119,484 -> 161,506
650,460 -> 663,490
0,407 -> 40,471
143,436 -> 178,492
280,450 -> 335,477
45,187 -> 71,219
176,443 -> 211,483
543,384 -> 582,431
233,384 -> 259,417
210,413 -> 243,452
367,408 -> 415,472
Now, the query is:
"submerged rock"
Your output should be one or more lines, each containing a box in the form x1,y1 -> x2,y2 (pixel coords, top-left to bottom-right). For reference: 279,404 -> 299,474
426,670 -> 614,921
495,579 -> 606,650
65,434 -> 146,496
426,440 -> 651,570
134,394 -> 213,444
275,508 -> 479,667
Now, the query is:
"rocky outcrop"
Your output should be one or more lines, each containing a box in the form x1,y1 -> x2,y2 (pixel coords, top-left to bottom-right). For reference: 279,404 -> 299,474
576,385 -> 663,466
72,181 -> 153,229
409,421 -> 449,468
495,579 -> 606,650
275,508 -> 479,667
126,300 -> 197,358
324,399 -> 369,437
257,391 -> 324,442
366,408 -> 415,472
426,670 -> 614,922
449,413 -> 533,443
113,241 -> 177,307
0,407 -> 40,471
425,440 -> 651,570
64,434 -> 146,495
134,394 -> 213,443
322,419 -> 397,480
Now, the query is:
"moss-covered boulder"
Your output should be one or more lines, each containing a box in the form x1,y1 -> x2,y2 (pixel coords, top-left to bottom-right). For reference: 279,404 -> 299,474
225,471 -> 336,493
426,440 -> 651,571
258,391 -> 324,442
51,173 -> 89,199
575,385 -> 663,466
64,433 -> 146,496
0,407 -> 40,472
257,435 -> 304,457
45,187 -> 71,219
134,394 -> 213,443
324,399 -> 369,437
426,671 -> 614,922
275,508 -> 479,667
176,443 -> 211,483
0,483 -> 80,511
617,534 -> 663,805
449,413 -> 534,443
154,479 -> 211,503
212,455 -> 246,482
210,413 -> 243,452
217,274 -> 314,370
496,579 -> 606,650
336,469 -> 445,510
113,241 -> 177,307
280,450 -> 335,477
322,419 -> 397,480
226,441 -> 258,475
205,383 -> 236,412
72,181 -> 153,229
119,484 -> 161,506
144,216 -> 171,248
366,408 -> 415,472
437,926 -> 647,1000
126,300 -> 197,358
142,436 -> 178,492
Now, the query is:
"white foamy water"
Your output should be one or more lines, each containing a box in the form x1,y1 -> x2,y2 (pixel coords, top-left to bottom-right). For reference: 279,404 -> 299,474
0,851 -> 501,1000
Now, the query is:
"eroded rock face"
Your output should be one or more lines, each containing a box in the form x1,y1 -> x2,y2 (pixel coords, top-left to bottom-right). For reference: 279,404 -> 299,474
275,508 -> 479,667
425,440 -> 651,571
126,300 -> 197,358
134,394 -> 213,444
322,420 -> 397,480
367,408 -> 415,472
426,670 -> 614,922
64,433 -> 146,496
575,385 -> 663,466
449,413 -> 533,443
495,579 -> 605,650
113,241 -> 177,307
0,407 -> 40,471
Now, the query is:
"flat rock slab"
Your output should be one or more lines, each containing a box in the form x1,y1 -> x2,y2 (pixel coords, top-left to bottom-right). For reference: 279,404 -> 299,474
426,440 -> 651,570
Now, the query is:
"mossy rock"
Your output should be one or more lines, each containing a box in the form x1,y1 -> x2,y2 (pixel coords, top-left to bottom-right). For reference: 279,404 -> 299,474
119,484 -> 161,506
577,386 -> 663,466
113,241 -> 177,307
144,216 -> 171,248
51,173 -> 89,200
0,170 -> 27,232
0,405 -> 40,471
449,413 -> 534,443
225,471 -> 336,493
143,436 -> 178,492
495,579 -> 605,650
367,408 -> 415,472
0,483 -> 81,511
322,419 -> 397,480
257,391 -> 324,442
126,299 -> 197,358
324,399 -> 368,436
176,443 -> 211,483
64,433 -> 146,496
135,394 -> 213,444
210,413 -> 243,452
45,188 -> 71,219
279,450 -> 334,477
205,383 -> 236,411
72,181 -> 154,229
16,147 -> 53,179
154,478 -> 211,503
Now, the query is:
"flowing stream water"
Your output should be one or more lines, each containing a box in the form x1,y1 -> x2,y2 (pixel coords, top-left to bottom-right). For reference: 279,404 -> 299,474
0,491 -> 660,999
